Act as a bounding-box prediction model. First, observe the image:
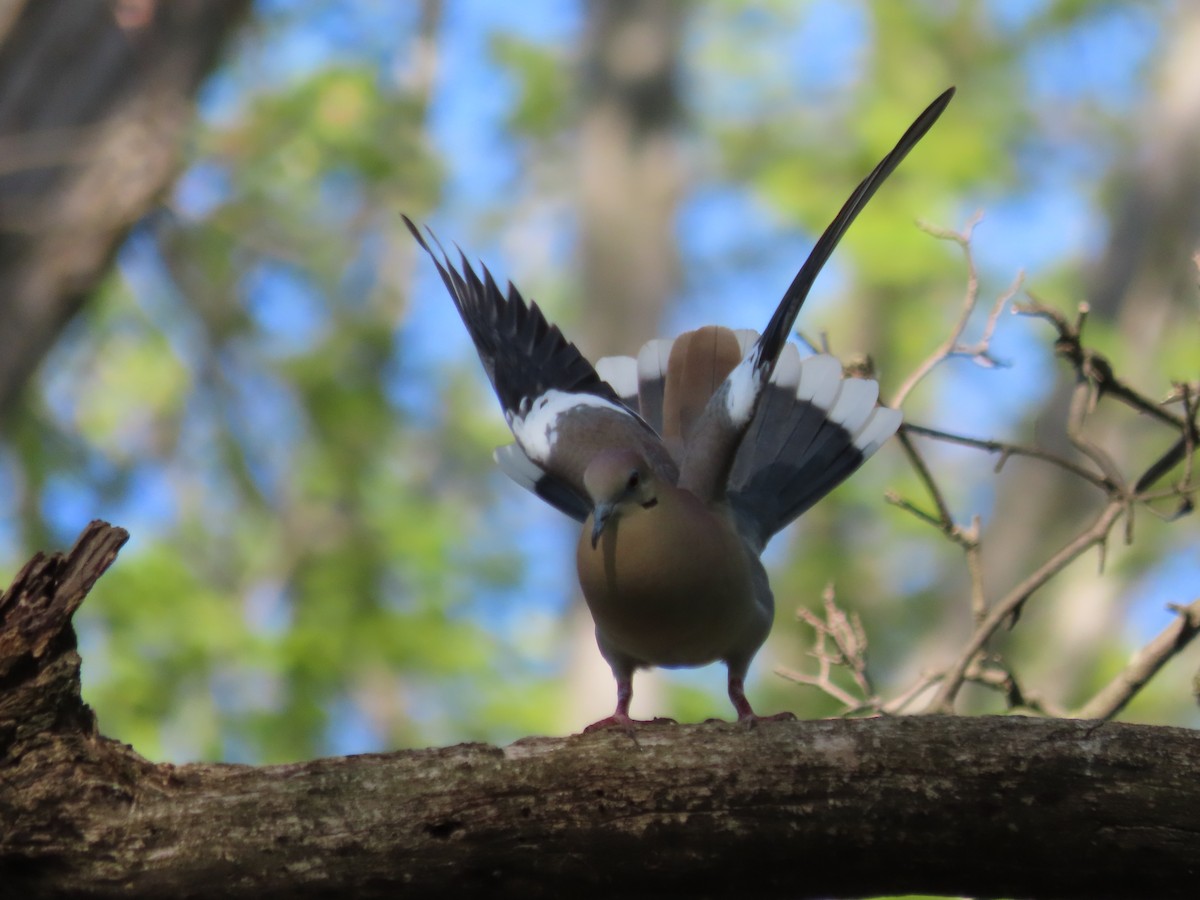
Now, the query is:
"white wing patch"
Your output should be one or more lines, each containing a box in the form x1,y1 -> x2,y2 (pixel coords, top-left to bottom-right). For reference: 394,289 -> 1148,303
508,389 -> 635,463
827,378 -> 879,436
732,329 -> 759,357
770,343 -> 803,393
723,354 -> 762,428
795,355 -> 843,410
595,355 -> 638,401
493,443 -> 545,494
725,337 -> 807,428
854,406 -> 903,455
725,340 -> 898,455
636,338 -> 674,385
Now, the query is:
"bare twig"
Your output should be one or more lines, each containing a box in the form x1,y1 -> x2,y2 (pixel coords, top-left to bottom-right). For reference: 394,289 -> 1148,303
891,213 -> 1021,408
922,500 -> 1127,714
960,655 -> 1067,717
1074,598 -> 1200,720
902,423 -> 1115,490
1016,294 -> 1194,432
964,515 -> 986,623
886,429 -> 960,538
777,585 -> 880,715
1066,378 -> 1126,493
882,217 -> 1021,636
881,672 -> 943,715
775,667 -> 864,713
824,220 -> 1199,721
881,660 -> 1066,717
1136,381 -> 1200,495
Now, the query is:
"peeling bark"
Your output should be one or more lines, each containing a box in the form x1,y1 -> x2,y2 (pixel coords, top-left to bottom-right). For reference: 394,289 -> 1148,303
1,521 -> 1198,899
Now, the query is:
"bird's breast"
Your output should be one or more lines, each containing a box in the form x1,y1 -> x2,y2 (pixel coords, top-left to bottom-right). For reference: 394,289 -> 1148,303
575,491 -> 764,668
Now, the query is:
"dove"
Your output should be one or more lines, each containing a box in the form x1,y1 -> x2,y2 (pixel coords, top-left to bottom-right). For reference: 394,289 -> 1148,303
406,87 -> 953,729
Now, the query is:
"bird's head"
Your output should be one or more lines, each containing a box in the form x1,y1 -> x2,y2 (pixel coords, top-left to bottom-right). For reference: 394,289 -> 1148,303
582,449 -> 658,549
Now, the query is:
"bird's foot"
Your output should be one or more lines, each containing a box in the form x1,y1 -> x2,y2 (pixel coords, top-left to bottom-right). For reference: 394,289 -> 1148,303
727,673 -> 796,727
582,713 -> 677,734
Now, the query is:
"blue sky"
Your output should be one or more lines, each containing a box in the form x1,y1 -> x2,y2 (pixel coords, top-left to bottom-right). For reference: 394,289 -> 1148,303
4,1 -> 1197,752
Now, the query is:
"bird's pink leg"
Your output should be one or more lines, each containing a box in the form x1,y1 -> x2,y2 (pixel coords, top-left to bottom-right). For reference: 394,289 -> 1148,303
728,673 -> 795,725
583,676 -> 676,733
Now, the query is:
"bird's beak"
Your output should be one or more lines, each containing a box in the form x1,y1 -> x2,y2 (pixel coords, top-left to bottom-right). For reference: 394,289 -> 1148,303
590,503 -> 614,549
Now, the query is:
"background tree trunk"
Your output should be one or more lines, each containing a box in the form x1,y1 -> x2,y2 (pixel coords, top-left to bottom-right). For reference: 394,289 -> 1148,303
2,522 -> 1197,899
977,1 -> 1200,706
0,0 -> 251,419
566,0 -> 687,728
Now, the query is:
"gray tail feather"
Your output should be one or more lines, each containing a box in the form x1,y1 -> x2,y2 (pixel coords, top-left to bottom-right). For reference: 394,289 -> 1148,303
574,341 -> 902,548
595,341 -> 676,436
635,338 -> 674,435
728,355 -> 901,552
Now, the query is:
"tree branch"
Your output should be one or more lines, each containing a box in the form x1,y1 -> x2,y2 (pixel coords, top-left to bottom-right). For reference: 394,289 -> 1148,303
924,499 -> 1127,712
0,0 -> 253,418
9,718 -> 1200,900
776,584 -> 879,714
901,422 -> 1115,490
1074,597 -> 1200,720
879,221 -> 1200,718
4,522 -> 1200,899
890,212 -> 1020,408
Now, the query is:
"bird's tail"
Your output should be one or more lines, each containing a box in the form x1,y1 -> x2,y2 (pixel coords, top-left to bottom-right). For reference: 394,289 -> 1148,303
726,341 -> 900,551
597,327 -> 900,552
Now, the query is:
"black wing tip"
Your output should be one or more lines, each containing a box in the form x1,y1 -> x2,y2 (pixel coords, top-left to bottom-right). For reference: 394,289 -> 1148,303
403,214 -> 459,280
404,214 -> 631,419
905,86 -> 955,146
754,86 -> 955,372
932,85 -> 956,110
402,213 -> 436,258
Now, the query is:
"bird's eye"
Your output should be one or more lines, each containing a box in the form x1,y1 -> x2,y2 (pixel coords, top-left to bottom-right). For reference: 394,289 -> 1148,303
627,471 -> 640,490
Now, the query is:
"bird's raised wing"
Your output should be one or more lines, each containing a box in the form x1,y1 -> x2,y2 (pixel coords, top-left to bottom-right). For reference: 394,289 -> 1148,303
404,217 -> 678,519
677,87 -> 955,502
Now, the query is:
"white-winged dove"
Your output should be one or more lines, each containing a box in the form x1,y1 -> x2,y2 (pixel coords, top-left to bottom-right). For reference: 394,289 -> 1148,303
406,88 -> 953,730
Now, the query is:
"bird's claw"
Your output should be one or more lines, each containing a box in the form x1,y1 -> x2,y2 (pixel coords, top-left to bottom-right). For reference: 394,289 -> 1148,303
582,714 -> 677,734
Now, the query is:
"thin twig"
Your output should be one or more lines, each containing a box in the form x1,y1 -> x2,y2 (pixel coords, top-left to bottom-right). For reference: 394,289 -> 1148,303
889,429 -> 960,538
881,672 -> 943,715
775,666 -> 865,713
1136,381 -> 1200,494
948,269 -> 1023,367
891,212 -> 989,407
777,585 -> 881,715
1066,379 -> 1126,493
960,655 -> 1067,717
1016,294 -> 1191,431
902,423 -> 1114,490
1073,598 -> 1200,720
922,500 -> 1127,713
964,515 -> 986,623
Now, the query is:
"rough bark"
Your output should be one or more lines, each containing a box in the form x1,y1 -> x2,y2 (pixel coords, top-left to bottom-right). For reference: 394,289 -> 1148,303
0,0 -> 252,418
2,522 -> 1198,899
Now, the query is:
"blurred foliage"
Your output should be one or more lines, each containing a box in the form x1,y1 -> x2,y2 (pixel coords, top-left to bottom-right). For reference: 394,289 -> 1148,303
1,0 -> 1197,762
